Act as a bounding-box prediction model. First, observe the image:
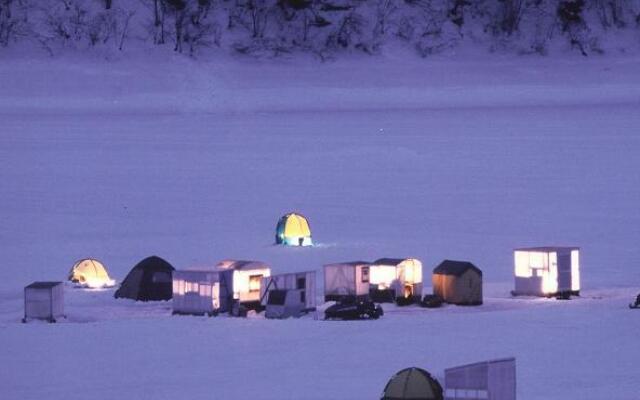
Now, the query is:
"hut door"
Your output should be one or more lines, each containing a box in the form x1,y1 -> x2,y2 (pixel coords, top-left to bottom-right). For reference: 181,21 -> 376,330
557,253 -> 571,291
298,237 -> 304,246
297,277 -> 306,304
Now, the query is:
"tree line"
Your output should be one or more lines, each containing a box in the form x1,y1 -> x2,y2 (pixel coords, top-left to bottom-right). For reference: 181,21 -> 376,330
1,0 -> 639,57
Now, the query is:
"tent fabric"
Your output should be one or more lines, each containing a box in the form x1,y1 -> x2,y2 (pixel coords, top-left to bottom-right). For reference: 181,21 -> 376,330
68,258 -> 115,288
381,367 -> 443,400
275,213 -> 312,246
114,256 -> 175,301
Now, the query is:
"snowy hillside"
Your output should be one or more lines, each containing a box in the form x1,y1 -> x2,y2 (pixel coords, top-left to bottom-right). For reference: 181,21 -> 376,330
1,52 -> 640,399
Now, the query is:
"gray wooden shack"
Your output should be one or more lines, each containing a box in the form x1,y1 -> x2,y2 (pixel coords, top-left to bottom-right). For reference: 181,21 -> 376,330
433,260 -> 483,305
323,261 -> 371,301
23,281 -> 64,323
444,358 -> 516,400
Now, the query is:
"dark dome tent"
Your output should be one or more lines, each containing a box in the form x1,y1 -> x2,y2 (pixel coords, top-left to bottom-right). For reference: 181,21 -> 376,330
115,256 -> 175,301
381,367 -> 443,400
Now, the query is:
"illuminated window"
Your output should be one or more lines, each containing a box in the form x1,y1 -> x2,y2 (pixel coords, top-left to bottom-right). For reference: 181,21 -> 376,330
529,252 -> 545,269
514,251 -> 532,277
249,275 -> 262,292
542,252 -> 558,294
571,250 -> 580,291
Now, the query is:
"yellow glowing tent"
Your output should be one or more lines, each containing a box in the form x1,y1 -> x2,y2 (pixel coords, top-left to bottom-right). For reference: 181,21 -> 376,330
68,258 -> 115,288
275,213 -> 312,246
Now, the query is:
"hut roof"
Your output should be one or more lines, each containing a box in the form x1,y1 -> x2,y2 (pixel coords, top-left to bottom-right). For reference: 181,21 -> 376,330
433,260 -> 482,277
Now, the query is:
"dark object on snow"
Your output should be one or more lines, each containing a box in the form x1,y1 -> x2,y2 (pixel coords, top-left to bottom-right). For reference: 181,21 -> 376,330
420,294 -> 444,308
231,301 -> 248,317
630,294 -> 640,309
381,367 -> 444,400
395,295 -> 417,306
324,298 -> 383,320
115,256 -> 175,301
556,291 -> 572,300
432,260 -> 483,305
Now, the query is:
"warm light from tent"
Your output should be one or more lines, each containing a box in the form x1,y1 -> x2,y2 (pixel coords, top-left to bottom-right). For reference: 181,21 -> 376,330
83,277 -> 116,289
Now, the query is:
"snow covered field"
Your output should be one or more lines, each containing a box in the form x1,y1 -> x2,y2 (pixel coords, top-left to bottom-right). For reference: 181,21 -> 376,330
1,54 -> 640,399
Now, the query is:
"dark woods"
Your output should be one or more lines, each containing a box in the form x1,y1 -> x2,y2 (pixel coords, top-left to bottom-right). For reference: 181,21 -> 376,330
0,0 -> 638,57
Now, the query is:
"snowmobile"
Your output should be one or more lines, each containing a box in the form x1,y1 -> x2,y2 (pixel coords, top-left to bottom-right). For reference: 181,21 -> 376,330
420,294 -> 444,308
629,294 -> 640,309
324,298 -> 383,320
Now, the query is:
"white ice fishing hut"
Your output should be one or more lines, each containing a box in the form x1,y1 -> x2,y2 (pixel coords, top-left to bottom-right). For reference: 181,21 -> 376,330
513,246 -> 580,297
260,270 -> 317,311
444,358 -> 516,400
172,269 -> 225,315
23,282 -> 64,323
216,260 -> 271,309
370,258 -> 423,302
323,261 -> 371,301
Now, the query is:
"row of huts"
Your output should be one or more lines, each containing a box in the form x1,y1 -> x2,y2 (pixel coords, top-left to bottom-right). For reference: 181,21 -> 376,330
24,246 -> 581,322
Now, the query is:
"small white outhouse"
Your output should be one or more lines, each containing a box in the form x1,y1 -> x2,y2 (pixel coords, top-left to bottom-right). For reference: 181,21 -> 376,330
260,270 -> 317,311
172,269 -> 224,315
216,260 -> 271,309
323,261 -> 371,301
444,358 -> 516,400
23,282 -> 64,323
513,247 -> 580,297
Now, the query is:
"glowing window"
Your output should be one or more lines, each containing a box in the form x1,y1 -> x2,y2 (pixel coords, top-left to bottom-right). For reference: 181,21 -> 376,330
571,250 -> 580,291
515,251 -> 532,277
249,275 -> 262,292
529,252 -> 545,269
542,252 -> 558,294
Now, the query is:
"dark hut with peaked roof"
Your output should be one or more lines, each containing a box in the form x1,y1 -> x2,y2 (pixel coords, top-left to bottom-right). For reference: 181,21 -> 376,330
432,260 -> 483,305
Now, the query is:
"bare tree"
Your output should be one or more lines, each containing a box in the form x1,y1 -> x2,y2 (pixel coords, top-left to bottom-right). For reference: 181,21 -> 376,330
501,0 -> 525,35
